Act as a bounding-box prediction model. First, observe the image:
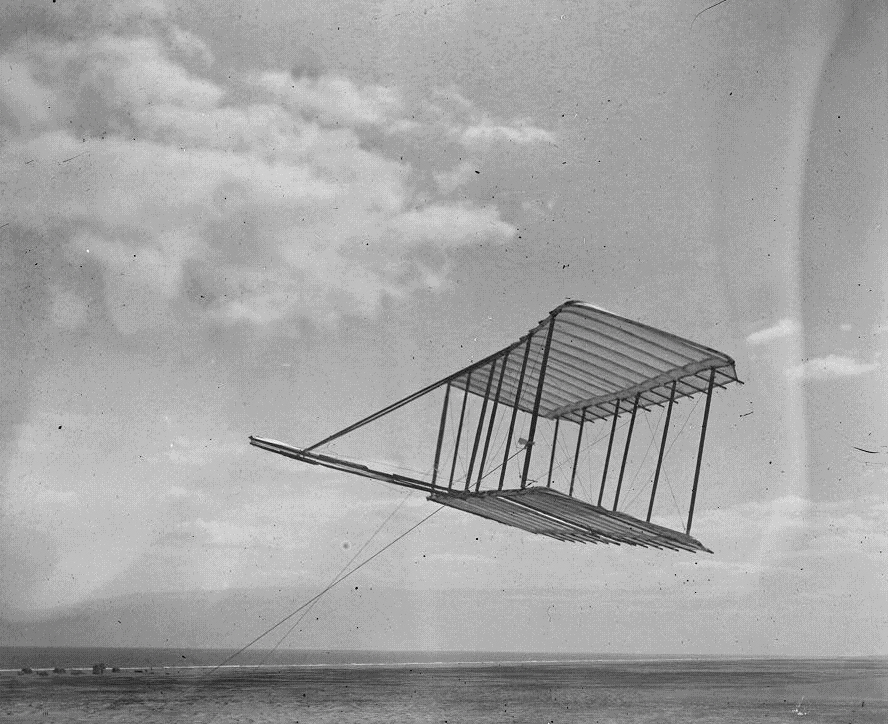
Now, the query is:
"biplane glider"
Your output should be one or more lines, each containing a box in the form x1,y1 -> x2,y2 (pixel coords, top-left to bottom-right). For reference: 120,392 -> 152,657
251,301 -> 739,553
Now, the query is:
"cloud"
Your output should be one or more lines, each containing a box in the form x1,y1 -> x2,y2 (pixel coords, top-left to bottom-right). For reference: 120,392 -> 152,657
461,118 -> 557,147
692,493 -> 888,602
389,204 -> 515,246
383,86 -> 556,151
746,317 -> 800,345
167,26 -> 214,66
190,516 -> 301,549
434,161 -> 477,194
260,71 -> 403,128
0,0 -> 551,608
703,493 -> 888,552
0,11 -> 539,333
786,354 -> 880,381
0,60 -> 62,133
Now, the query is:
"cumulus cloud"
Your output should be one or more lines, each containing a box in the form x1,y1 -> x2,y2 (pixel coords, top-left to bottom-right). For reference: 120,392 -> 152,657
461,118 -> 557,147
0,6 -> 545,334
260,71 -> 403,128
693,493 -> 888,600
746,317 -> 800,345
389,88 -> 557,151
167,26 -> 214,66
434,161 -> 478,194
786,354 -> 880,381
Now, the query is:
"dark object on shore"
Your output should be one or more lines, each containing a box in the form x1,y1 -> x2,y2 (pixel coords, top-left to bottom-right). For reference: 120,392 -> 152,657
52,667 -> 66,674
134,669 -> 144,673
19,667 -> 33,675
111,667 -> 121,673
37,670 -> 49,677
92,663 -> 106,675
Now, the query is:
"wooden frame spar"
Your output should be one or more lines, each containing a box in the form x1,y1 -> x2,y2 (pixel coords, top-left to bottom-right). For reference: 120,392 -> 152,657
250,301 -> 739,553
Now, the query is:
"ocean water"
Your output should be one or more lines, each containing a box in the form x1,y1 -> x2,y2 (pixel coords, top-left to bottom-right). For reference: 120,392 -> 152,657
1,649 -> 885,723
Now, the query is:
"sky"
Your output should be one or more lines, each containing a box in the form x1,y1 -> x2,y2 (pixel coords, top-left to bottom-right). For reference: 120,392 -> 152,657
1,0 -> 886,656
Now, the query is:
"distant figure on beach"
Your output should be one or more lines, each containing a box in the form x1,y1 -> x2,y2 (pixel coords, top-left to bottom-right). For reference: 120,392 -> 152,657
92,663 -> 106,675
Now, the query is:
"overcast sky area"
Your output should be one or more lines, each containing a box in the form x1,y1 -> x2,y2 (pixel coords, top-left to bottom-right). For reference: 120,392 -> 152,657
1,0 -> 886,656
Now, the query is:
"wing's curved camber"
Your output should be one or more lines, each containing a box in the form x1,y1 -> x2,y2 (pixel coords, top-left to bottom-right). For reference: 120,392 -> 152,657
251,301 -> 739,553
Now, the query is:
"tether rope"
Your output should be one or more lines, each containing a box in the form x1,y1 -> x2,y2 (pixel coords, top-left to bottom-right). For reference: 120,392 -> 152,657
253,491 -> 414,668
207,505 -> 443,676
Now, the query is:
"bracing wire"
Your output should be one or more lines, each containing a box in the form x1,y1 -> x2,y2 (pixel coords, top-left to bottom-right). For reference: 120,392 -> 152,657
576,444 -> 591,501
660,394 -> 703,529
548,418 -> 631,487
474,443 -> 529,486
622,409 -> 666,514
660,465 -> 686,532
619,392 -> 701,524
207,505 -> 444,676
552,433 -> 574,489
664,393 -> 702,460
620,393 -> 701,528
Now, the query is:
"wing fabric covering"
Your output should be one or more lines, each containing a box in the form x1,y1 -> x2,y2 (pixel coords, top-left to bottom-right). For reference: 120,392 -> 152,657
250,301 -> 738,553
449,302 -> 737,425
430,488 -> 711,552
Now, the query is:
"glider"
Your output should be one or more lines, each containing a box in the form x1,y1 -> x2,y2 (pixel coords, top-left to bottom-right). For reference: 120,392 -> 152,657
251,301 -> 739,553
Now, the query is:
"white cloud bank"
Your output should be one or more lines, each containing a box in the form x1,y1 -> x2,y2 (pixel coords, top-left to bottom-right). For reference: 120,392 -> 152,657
0,2 -> 552,333
694,493 -> 888,598
746,317 -> 800,345
461,117 -> 557,147
786,354 -> 880,381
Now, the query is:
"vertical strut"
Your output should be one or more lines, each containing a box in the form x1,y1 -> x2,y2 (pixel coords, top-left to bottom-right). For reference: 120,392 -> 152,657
568,409 -> 586,497
520,315 -> 557,489
477,352 -> 509,491
647,381 -> 676,521
546,418 -> 560,488
499,335 -> 533,490
598,400 -> 620,506
613,392 -> 640,511
430,383 -> 451,491
448,371 -> 472,490
465,361 -> 497,490
686,367 -> 716,534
